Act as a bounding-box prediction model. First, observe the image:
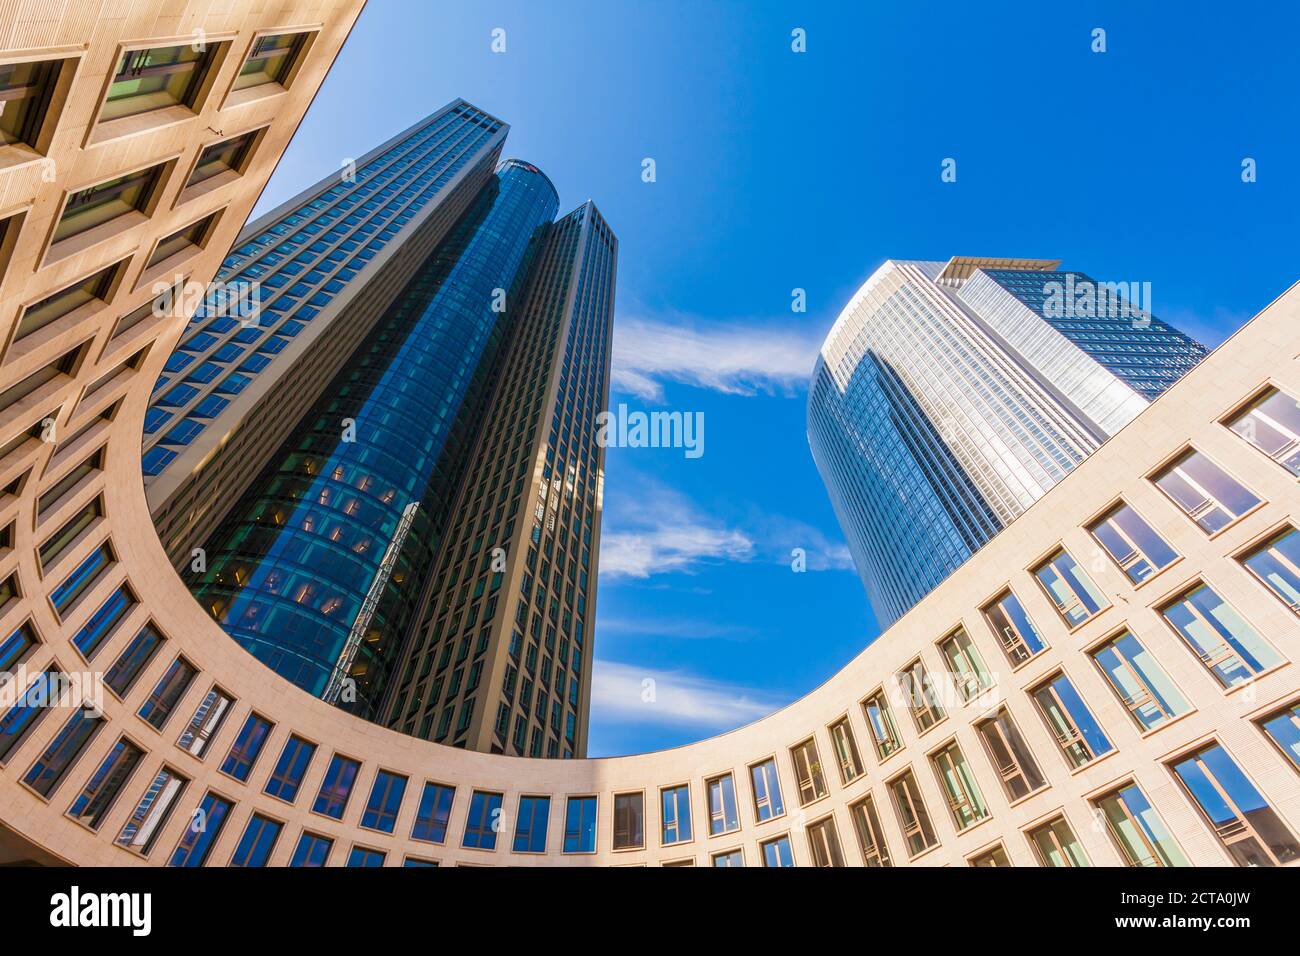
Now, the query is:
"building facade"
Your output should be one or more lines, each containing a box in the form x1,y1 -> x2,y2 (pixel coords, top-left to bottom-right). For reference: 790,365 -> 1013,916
144,100 -> 509,565
2,241 -> 1299,862
808,257 -> 1209,629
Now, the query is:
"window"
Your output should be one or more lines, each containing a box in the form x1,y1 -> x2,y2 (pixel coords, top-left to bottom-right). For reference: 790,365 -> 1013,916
219,713 -> 272,781
361,770 -> 407,833
115,766 -> 187,855
54,165 -> 163,245
168,791 -> 232,867
49,541 -> 113,616
563,795 -> 597,853
1258,700 -> 1300,771
1225,386 -> 1300,474
144,211 -> 218,270
1152,449 -> 1261,533
976,708 -> 1046,800
1159,583 -> 1282,688
1090,631 -> 1190,731
807,816 -> 846,867
16,260 -> 121,341
104,624 -> 164,697
22,705 -> 102,797
897,659 -> 944,732
312,754 -> 360,819
702,774 -> 739,835
1094,782 -> 1189,867
1033,549 -> 1110,626
264,735 -> 315,803
969,845 -> 1011,867
347,846 -> 386,867
931,741 -> 988,830
888,771 -> 937,857
99,43 -> 219,123
67,737 -> 144,830
861,692 -> 902,759
1031,672 -> 1113,768
829,718 -> 864,783
1088,502 -> 1179,584
289,831 -> 332,867
661,784 -> 692,845
412,782 -> 455,843
137,656 -> 196,731
462,790 -> 502,849
938,628 -> 993,702
982,589 -> 1046,665
790,738 -> 828,804
514,795 -> 550,852
232,32 -> 311,92
186,129 -> 260,189
613,791 -> 644,849
1240,527 -> 1300,612
849,795 -> 891,867
0,621 -> 38,674
230,814 -> 281,866
712,848 -> 744,867
0,57 -> 61,148
71,585 -> 134,659
176,687 -> 232,757
749,758 -> 784,822
761,834 -> 794,867
0,669 -> 62,763
1027,816 -> 1089,867
1171,742 -> 1299,866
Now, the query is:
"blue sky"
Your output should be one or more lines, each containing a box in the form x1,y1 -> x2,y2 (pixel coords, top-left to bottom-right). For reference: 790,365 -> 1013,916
251,1 -> 1300,756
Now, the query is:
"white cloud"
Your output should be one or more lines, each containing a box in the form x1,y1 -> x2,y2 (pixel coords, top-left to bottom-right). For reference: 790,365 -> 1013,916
611,313 -> 824,402
591,659 -> 782,730
601,524 -> 754,578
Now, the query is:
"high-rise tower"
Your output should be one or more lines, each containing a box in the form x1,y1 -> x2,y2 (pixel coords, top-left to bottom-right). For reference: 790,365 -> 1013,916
145,101 -> 509,562
173,110 -> 617,755
808,256 -> 1207,628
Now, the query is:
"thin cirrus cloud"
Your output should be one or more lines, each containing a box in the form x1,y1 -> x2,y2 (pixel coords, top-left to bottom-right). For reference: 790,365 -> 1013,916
590,659 -> 783,731
610,312 -> 825,402
599,471 -> 854,579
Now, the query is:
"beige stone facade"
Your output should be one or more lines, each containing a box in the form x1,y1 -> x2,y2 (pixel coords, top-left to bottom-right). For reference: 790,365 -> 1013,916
2,1 -> 1300,869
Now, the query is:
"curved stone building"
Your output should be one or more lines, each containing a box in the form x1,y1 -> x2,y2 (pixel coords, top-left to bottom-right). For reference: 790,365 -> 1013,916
808,258 -> 1208,629
3,3 -> 1300,869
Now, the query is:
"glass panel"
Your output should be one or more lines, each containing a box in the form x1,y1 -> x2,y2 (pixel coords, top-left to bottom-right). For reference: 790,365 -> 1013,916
1089,502 -> 1179,583
661,785 -> 691,844
412,782 -> 455,843
230,814 -> 281,866
1172,743 -> 1300,866
115,766 -> 186,855
312,754 -> 360,819
1030,817 -> 1089,867
1032,673 -> 1112,767
563,796 -> 596,853
1091,631 -> 1190,731
1097,783 -> 1189,867
1227,387 -> 1300,475
0,58 -> 58,146
1160,584 -> 1282,687
1154,450 -> 1260,533
361,770 -> 407,833
761,836 -> 794,867
101,44 -> 213,122
613,792 -> 644,849
707,775 -> 739,834
1259,702 -> 1300,771
67,738 -> 143,830
1034,549 -> 1108,626
1241,528 -> 1300,611
750,759 -> 784,821
982,590 -> 1046,664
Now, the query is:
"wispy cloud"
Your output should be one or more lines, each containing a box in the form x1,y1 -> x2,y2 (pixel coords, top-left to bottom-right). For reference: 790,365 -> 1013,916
601,524 -> 754,577
598,616 -> 758,642
600,473 -> 754,578
611,312 -> 824,402
599,471 -> 854,579
591,659 -> 783,730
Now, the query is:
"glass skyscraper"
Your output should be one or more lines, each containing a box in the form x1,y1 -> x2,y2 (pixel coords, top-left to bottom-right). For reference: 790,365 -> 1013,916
808,256 -> 1207,629
174,106 -> 617,755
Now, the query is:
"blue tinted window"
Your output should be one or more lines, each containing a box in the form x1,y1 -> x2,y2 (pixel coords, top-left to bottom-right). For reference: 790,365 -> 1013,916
265,735 -> 315,802
230,814 -> 281,866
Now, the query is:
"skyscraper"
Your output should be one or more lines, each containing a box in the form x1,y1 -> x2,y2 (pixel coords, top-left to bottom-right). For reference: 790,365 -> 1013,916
145,101 -> 509,563
808,256 -> 1207,628
176,113 -> 617,754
